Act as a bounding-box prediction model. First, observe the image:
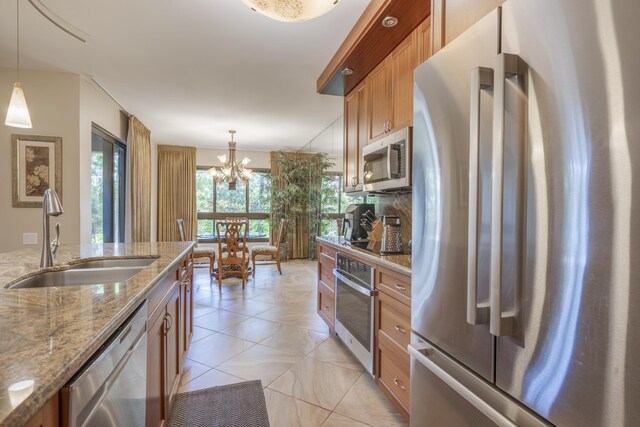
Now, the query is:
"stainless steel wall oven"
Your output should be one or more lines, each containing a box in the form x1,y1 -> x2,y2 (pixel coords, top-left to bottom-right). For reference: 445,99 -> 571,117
334,253 -> 375,374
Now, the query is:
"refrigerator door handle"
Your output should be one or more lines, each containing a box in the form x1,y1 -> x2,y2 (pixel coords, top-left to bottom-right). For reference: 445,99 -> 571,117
467,66 -> 493,326
408,342 -> 517,427
490,53 -> 527,337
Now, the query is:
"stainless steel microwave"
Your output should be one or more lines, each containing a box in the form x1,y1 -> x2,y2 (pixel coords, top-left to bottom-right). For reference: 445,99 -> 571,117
362,127 -> 411,192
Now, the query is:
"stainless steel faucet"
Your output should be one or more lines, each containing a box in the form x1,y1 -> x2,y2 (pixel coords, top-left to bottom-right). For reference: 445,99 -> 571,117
40,189 -> 64,268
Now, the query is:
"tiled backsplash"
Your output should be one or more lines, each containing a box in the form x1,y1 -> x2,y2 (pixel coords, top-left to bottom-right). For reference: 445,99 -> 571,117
370,193 -> 412,247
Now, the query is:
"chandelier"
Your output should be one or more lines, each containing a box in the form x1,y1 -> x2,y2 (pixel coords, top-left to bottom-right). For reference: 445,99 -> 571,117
208,130 -> 253,190
240,0 -> 340,23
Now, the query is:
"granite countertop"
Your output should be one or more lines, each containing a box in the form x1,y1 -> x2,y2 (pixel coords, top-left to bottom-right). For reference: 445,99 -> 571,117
316,236 -> 411,276
0,242 -> 195,426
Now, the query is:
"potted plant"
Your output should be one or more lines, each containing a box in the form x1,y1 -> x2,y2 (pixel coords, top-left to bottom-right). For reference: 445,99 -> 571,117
270,151 -> 333,259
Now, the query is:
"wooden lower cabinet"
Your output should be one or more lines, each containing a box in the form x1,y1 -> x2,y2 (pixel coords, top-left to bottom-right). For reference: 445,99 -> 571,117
24,394 -> 58,427
146,254 -> 193,427
317,243 -> 337,333
146,307 -> 167,427
164,287 -> 182,414
375,270 -> 411,422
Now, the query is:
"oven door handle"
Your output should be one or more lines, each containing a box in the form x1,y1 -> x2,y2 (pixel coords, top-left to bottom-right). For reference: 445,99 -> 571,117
333,270 -> 374,296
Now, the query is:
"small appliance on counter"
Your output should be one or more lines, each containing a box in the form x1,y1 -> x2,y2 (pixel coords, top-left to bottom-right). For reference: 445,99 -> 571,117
380,215 -> 403,254
342,203 -> 375,242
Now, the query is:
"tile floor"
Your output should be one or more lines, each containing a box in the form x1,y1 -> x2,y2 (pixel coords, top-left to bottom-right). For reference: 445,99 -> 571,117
181,259 -> 408,427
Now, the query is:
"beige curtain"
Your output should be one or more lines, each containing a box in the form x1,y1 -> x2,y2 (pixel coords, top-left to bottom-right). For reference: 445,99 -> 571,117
157,145 -> 197,241
270,151 -> 318,259
127,116 -> 152,242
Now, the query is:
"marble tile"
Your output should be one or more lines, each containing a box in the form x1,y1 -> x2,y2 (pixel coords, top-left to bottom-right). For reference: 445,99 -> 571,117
322,413 -> 371,427
255,306 -> 331,333
269,357 -> 361,410
178,369 -> 246,393
221,299 -> 275,316
264,389 -> 330,427
334,374 -> 407,427
219,317 -> 283,343
193,310 -> 250,332
260,326 -> 329,356
186,333 -> 254,367
308,338 -> 364,372
192,325 -> 215,343
217,344 -> 301,386
193,304 -> 217,319
179,358 -> 211,386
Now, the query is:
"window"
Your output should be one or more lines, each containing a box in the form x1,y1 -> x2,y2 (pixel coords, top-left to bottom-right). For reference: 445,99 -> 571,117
91,124 -> 126,244
320,173 -> 360,237
196,168 -> 272,242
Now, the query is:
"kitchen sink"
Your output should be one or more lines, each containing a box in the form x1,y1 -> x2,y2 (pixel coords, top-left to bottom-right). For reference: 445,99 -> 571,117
68,257 -> 158,270
6,267 -> 147,289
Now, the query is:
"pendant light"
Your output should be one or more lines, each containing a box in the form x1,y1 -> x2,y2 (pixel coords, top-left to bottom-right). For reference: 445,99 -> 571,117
208,130 -> 253,190
5,0 -> 32,129
240,0 -> 340,23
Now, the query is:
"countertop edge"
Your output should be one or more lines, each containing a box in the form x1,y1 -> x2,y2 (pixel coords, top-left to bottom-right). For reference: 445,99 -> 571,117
2,242 -> 195,427
316,237 -> 411,276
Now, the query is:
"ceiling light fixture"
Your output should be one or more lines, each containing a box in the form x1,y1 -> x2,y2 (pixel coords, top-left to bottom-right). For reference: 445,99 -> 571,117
240,0 -> 340,23
208,130 -> 253,190
341,68 -> 353,76
382,16 -> 399,28
5,0 -> 32,129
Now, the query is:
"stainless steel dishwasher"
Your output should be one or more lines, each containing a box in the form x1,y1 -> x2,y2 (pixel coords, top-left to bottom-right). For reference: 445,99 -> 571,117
62,302 -> 147,427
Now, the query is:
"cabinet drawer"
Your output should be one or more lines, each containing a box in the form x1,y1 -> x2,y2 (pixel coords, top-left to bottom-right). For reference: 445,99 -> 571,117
318,259 -> 335,290
379,291 -> 410,350
378,330 -> 410,411
377,267 -> 411,306
318,281 -> 336,325
318,244 -> 337,262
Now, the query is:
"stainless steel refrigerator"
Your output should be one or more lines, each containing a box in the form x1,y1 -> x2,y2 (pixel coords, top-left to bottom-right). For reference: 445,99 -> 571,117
411,0 -> 640,425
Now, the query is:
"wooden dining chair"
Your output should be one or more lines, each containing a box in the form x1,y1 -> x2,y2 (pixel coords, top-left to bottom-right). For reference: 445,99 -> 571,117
176,219 -> 215,277
216,220 -> 250,289
251,219 -> 285,277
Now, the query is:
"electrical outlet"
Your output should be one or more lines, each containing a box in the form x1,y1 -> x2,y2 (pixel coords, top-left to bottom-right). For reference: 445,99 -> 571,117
23,233 -> 37,245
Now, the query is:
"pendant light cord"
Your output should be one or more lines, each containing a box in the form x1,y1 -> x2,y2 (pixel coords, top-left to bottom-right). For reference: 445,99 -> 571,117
16,0 -> 20,81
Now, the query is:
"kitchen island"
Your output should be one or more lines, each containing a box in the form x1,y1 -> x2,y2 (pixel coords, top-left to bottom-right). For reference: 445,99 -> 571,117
0,242 -> 195,426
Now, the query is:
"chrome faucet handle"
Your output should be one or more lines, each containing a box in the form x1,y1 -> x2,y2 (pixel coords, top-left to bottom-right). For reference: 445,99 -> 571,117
51,223 -> 61,258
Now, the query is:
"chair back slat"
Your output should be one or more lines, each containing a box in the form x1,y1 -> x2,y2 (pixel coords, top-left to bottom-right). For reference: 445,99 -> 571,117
176,219 -> 186,242
216,221 -> 248,263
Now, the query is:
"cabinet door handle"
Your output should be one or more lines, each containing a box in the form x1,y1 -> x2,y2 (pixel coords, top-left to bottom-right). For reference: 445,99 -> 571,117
394,284 -> 406,291
165,313 -> 173,333
394,324 -> 406,334
324,305 -> 330,310
388,120 -> 392,132
383,121 -> 388,133
393,378 -> 406,390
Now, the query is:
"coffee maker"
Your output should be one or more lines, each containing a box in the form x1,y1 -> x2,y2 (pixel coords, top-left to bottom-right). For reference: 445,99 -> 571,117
342,203 -> 375,242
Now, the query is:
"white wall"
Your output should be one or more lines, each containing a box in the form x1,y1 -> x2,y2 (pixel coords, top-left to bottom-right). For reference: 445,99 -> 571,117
78,77 -> 128,244
0,68 -> 80,253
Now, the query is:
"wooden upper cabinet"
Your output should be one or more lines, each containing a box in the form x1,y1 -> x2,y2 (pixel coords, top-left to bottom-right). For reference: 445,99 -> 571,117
343,81 -> 366,193
368,28 -> 420,143
417,17 -> 432,64
367,59 -> 391,142
390,30 -> 419,132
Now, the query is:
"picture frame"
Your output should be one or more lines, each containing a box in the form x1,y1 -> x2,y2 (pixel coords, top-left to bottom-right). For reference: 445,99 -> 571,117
11,135 -> 63,208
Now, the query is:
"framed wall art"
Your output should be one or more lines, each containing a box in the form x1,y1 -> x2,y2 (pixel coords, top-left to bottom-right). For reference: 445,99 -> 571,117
11,135 -> 62,208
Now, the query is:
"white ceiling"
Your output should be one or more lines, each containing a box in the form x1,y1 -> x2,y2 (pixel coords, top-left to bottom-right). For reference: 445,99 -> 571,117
0,0 -> 369,151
